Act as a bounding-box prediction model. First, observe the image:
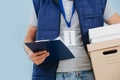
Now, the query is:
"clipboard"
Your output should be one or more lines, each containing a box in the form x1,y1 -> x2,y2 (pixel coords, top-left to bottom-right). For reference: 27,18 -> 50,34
25,40 -> 74,63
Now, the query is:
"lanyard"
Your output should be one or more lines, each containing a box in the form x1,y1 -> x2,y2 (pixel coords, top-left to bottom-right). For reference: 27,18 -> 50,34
59,0 -> 75,28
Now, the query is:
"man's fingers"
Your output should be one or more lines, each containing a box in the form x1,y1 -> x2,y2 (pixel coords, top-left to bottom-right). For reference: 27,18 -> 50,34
35,57 -> 47,65
28,50 -> 49,65
31,52 -> 49,65
35,52 -> 49,60
29,50 -> 48,58
35,55 -> 49,65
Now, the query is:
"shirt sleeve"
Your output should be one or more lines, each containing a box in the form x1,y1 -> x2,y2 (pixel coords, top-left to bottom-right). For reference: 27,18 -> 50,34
29,4 -> 38,27
103,1 -> 116,21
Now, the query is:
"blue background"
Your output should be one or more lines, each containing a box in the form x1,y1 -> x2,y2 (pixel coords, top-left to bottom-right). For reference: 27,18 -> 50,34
0,0 -> 120,80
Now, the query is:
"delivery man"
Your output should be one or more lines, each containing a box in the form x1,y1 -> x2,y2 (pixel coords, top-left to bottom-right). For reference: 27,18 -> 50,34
24,0 -> 120,80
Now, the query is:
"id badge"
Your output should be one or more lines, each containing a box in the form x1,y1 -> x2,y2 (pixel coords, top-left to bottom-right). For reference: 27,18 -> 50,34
64,30 -> 76,46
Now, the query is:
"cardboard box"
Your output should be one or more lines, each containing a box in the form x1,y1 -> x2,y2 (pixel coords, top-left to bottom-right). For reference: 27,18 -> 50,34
89,23 -> 120,43
87,38 -> 120,80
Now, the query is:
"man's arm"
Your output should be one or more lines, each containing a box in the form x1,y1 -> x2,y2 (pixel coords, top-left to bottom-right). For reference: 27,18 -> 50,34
105,13 -> 120,24
24,25 -> 49,65
24,25 -> 36,42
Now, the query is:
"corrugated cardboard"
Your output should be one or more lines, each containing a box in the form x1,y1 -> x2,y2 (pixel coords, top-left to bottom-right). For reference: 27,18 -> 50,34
87,38 -> 120,80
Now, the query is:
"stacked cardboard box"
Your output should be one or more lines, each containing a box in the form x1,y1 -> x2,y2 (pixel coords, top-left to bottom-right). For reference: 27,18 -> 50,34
87,23 -> 120,80
89,23 -> 120,43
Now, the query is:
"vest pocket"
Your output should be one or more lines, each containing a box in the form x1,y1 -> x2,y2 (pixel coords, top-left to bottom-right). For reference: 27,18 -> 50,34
83,14 -> 104,28
32,61 -> 59,80
84,14 -> 102,19
36,30 -> 59,40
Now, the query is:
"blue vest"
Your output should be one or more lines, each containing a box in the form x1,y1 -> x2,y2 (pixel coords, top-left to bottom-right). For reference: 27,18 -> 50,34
32,0 -> 107,80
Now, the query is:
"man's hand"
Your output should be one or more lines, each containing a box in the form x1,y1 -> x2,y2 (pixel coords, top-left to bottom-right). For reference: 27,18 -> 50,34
106,13 -> 120,24
24,26 -> 50,65
29,50 -> 49,65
